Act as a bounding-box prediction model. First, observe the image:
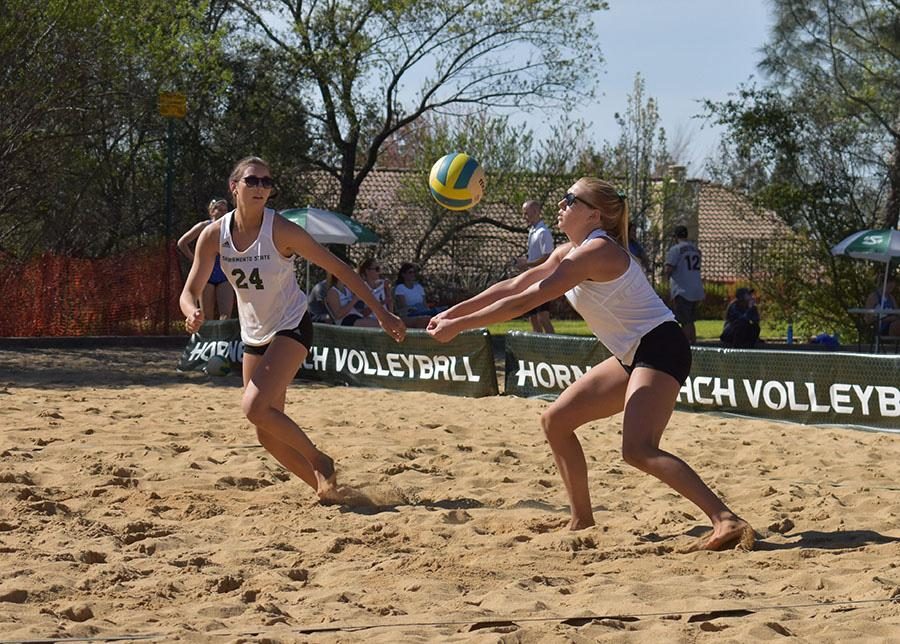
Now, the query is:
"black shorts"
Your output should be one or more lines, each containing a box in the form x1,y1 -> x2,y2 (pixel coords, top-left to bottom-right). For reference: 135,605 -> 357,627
340,312 -> 364,327
243,312 -> 314,356
672,296 -> 699,325
527,302 -> 551,317
618,320 -> 692,385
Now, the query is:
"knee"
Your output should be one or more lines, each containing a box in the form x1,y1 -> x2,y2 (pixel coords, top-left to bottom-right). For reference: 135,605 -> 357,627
241,392 -> 270,426
540,409 -> 564,445
621,441 -> 654,471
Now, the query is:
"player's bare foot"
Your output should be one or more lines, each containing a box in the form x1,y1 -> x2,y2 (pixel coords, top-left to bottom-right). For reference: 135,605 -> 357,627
681,518 -> 755,553
568,516 -> 595,531
313,452 -> 337,501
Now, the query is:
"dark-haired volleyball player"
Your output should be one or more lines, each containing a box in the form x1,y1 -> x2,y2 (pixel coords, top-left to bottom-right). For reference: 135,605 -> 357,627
180,156 -> 406,499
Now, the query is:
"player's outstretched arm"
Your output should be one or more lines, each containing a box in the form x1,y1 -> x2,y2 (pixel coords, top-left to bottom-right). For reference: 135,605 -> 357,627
275,215 -> 406,343
435,243 -> 572,324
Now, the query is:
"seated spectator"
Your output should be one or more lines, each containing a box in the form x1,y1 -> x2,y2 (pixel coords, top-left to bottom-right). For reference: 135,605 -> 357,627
720,287 -> 760,348
393,262 -> 446,328
307,277 -> 333,323
864,272 -> 900,336
324,273 -> 381,328
355,257 -> 393,319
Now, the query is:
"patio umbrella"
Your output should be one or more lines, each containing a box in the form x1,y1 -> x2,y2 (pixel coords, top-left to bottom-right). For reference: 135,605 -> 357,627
281,207 -> 380,245
831,228 -> 900,263
280,207 -> 379,291
831,228 -> 900,348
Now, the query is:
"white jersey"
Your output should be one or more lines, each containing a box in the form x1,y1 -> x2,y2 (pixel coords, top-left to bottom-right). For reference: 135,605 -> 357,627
219,209 -> 307,346
565,229 -> 675,365
527,221 -> 554,263
665,240 -> 704,301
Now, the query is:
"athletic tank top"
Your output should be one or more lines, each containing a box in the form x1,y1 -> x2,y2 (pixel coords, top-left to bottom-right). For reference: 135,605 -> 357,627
564,229 -> 675,365
363,280 -> 388,319
329,284 -> 357,325
219,209 -> 307,346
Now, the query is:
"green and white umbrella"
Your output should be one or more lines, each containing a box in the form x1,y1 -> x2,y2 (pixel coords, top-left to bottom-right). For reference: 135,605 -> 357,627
281,207 -> 379,245
831,229 -> 900,264
832,229 -> 900,347
831,228 -> 900,295
280,207 -> 379,292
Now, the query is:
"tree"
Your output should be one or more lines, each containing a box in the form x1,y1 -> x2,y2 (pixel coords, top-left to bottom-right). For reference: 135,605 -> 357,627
232,0 -> 607,216
702,0 -> 900,337
761,0 -> 900,228
604,73 -> 674,224
0,0 -> 230,257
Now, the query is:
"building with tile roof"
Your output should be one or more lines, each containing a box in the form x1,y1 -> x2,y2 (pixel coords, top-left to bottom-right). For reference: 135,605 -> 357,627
292,168 -> 794,301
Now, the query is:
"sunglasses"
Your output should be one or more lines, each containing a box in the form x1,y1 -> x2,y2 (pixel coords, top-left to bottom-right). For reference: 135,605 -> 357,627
241,175 -> 274,189
368,266 -> 381,272
563,192 -> 598,209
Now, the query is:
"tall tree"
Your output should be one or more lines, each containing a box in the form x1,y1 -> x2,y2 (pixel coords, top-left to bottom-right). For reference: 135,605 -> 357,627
604,73 -> 673,224
761,0 -> 900,228
232,0 -> 607,215
0,0 -> 229,257
703,0 -> 900,337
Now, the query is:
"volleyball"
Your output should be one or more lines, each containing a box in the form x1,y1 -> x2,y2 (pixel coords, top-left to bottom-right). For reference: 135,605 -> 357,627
428,152 -> 485,211
205,355 -> 231,377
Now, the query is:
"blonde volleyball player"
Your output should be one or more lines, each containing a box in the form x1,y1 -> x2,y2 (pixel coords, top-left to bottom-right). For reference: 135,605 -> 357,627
180,156 -> 406,500
427,177 -> 753,551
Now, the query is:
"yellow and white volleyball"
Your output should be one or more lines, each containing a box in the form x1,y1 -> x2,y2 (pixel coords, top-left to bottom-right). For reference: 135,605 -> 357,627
428,152 -> 486,211
205,355 -> 231,377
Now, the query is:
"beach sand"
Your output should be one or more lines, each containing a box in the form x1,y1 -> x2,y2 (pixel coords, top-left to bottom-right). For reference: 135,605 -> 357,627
1,346 -> 899,642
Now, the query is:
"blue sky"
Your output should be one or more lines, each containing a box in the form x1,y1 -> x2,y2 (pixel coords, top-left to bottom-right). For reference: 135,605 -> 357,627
511,0 -> 775,175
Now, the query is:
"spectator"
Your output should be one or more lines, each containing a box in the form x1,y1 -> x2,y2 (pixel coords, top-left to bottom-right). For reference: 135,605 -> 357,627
356,257 -> 393,319
720,287 -> 760,348
307,277 -> 333,323
393,262 -> 445,328
325,273 -> 381,328
177,198 -> 235,320
864,272 -> 900,337
664,224 -> 704,343
515,199 -> 555,333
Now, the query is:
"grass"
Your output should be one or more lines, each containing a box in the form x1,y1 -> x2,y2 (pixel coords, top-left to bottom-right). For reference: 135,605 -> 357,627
487,318 -> 788,342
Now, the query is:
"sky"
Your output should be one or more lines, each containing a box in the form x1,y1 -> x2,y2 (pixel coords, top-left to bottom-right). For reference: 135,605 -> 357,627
510,0 -> 776,175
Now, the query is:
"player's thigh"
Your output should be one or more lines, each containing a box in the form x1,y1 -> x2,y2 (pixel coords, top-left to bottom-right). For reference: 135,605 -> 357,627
544,356 -> 630,433
622,367 -> 680,449
242,337 -> 308,402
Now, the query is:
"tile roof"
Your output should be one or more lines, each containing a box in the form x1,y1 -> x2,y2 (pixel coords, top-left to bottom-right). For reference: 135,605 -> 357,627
292,169 -> 791,286
695,181 -> 792,282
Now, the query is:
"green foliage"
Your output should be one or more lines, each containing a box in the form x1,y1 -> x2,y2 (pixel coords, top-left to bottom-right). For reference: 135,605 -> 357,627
233,0 -> 608,214
0,0 -> 230,257
703,0 -> 899,336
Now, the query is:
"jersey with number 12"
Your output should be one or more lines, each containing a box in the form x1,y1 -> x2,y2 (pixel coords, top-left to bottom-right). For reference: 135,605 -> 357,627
665,240 -> 704,302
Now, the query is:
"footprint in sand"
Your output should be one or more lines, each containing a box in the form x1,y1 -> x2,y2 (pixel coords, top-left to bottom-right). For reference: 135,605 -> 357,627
320,483 -> 409,509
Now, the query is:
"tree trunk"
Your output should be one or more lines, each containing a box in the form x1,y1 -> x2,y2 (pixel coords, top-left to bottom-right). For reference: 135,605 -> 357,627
337,143 -> 359,216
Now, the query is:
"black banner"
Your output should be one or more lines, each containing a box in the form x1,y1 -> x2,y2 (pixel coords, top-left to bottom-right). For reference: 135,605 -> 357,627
179,320 -> 499,398
504,332 -> 900,432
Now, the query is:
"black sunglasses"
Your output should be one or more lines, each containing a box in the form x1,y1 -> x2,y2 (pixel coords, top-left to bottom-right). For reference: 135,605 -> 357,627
563,192 -> 598,209
241,175 -> 274,189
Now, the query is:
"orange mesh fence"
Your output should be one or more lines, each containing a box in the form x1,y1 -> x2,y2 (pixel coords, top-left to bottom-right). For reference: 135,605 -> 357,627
0,243 -> 185,337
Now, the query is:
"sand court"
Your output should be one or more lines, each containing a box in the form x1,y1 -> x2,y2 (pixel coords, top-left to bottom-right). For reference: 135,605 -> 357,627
1,345 -> 899,641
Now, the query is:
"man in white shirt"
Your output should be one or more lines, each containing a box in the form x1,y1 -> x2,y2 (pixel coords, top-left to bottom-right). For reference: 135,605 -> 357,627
515,200 -> 555,333
664,225 -> 705,343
